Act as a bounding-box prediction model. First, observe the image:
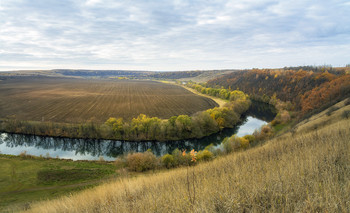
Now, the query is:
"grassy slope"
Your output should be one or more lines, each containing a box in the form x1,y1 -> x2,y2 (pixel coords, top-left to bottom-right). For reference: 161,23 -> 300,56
294,98 -> 350,134
176,70 -> 237,83
0,157 -> 117,212
23,105 -> 350,212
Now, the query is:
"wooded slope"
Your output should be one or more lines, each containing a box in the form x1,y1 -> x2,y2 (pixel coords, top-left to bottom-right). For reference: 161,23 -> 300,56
207,68 -> 350,114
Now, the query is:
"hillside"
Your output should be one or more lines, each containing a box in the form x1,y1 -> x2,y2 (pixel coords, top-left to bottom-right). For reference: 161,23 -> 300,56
0,69 -> 235,82
21,101 -> 350,212
207,68 -> 350,114
150,70 -> 237,82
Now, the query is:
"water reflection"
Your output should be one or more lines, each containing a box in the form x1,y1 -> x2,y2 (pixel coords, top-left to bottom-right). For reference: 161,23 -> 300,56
0,130 -> 231,161
247,100 -> 277,122
236,117 -> 267,137
0,102 -> 276,160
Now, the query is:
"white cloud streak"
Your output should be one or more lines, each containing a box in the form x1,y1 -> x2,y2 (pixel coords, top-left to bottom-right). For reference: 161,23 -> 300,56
0,0 -> 349,71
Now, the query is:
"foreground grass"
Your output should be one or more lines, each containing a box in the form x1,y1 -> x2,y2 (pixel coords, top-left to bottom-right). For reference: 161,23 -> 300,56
0,156 -> 117,212
23,118 -> 350,212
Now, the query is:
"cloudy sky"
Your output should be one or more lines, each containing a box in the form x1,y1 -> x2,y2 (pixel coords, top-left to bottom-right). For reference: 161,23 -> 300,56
0,0 -> 349,71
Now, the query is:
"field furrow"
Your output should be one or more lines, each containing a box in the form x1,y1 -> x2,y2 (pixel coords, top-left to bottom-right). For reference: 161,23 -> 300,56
0,77 -> 218,123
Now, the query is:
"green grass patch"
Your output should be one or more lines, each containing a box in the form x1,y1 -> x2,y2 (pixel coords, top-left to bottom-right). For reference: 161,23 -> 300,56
273,123 -> 289,132
37,168 -> 113,185
0,154 -> 117,212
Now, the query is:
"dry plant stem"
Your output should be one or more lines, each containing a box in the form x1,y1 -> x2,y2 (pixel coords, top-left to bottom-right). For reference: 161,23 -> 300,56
186,165 -> 192,204
192,166 -> 196,206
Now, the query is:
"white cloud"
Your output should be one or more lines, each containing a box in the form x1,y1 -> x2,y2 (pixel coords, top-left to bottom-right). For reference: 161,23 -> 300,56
197,15 -> 231,25
85,0 -> 102,6
0,0 -> 349,71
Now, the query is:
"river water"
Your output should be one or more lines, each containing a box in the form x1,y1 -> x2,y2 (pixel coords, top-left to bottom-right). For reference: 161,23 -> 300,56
0,102 -> 276,161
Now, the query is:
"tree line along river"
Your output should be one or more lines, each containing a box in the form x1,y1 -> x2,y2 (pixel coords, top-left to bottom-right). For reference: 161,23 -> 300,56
0,101 -> 276,161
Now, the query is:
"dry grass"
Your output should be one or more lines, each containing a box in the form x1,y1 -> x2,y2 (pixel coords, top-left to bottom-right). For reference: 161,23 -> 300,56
0,77 -> 217,123
294,98 -> 350,134
157,80 -> 227,107
22,116 -> 350,212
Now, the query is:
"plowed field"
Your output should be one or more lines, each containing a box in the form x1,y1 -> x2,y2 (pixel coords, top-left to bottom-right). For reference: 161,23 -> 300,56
0,77 -> 218,123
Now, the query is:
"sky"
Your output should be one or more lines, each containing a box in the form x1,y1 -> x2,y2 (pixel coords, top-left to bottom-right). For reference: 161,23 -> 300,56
0,0 -> 349,71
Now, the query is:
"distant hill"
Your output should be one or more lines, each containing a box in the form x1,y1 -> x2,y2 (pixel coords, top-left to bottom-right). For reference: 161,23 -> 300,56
53,69 -> 151,78
54,69 -> 236,81
0,69 -> 236,82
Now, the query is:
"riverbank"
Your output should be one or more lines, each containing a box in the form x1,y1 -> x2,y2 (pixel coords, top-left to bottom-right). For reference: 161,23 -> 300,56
0,114 -> 270,211
22,106 -> 350,213
0,98 -> 251,142
0,113 -> 264,211
0,115 -> 270,161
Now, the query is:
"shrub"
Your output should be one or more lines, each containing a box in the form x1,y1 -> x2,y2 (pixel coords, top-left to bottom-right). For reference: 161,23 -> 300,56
204,143 -> 218,155
280,110 -> 291,123
243,135 -> 255,144
114,156 -> 127,169
204,143 -> 215,152
270,119 -> 280,126
161,154 -> 174,169
272,110 -> 290,125
222,135 -> 240,153
19,151 -> 35,159
126,151 -> 158,172
253,124 -> 273,141
171,149 -> 192,166
222,135 -> 251,153
19,151 -> 27,158
222,137 -> 233,154
197,150 -> 214,162
238,137 -> 250,149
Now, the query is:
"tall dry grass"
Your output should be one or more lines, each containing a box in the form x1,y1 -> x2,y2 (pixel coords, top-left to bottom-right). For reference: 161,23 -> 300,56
294,98 -> 350,134
23,119 -> 350,212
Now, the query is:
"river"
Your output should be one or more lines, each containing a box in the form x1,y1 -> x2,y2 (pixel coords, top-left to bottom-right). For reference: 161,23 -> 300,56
0,101 -> 276,161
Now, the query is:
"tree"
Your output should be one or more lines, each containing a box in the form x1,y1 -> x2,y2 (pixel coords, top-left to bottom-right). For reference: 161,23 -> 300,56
162,154 -> 174,168
175,115 -> 192,137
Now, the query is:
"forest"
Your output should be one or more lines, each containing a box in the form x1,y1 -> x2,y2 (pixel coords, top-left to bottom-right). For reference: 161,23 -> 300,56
148,71 -> 205,79
207,67 -> 350,115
